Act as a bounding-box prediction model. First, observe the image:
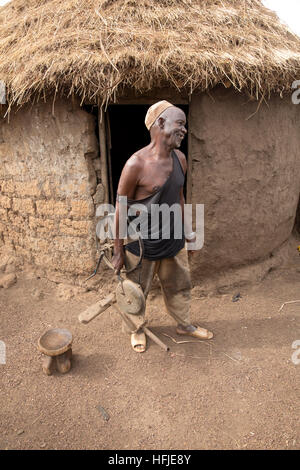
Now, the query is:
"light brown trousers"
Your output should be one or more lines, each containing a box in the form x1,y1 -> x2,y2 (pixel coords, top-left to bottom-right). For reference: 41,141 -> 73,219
122,248 -> 192,332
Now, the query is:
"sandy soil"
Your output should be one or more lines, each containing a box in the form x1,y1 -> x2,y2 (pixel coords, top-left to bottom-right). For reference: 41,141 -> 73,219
0,264 -> 299,450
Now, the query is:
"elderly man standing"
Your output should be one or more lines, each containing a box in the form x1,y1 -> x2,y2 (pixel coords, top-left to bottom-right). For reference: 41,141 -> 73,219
112,101 -> 213,352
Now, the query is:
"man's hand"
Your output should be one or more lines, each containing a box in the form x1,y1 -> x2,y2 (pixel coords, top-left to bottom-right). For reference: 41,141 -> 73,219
111,250 -> 125,274
187,249 -> 196,257
186,235 -> 196,257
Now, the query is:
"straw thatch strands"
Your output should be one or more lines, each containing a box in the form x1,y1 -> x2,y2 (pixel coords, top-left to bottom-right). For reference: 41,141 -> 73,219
0,0 -> 300,109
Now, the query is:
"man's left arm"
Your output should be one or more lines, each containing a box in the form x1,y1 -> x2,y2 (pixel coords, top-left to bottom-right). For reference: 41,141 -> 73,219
175,150 -> 196,248
175,149 -> 187,222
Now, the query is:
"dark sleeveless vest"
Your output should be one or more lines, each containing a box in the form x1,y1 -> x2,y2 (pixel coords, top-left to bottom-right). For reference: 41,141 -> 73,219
124,150 -> 185,260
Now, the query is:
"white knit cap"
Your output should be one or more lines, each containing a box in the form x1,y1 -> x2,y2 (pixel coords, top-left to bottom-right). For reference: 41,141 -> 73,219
145,100 -> 174,130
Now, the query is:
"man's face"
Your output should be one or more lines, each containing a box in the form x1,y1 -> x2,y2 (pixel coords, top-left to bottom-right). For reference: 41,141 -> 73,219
161,107 -> 187,149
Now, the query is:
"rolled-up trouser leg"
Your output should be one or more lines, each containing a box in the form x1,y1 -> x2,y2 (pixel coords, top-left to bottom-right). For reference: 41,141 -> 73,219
157,248 -> 191,327
121,250 -> 156,334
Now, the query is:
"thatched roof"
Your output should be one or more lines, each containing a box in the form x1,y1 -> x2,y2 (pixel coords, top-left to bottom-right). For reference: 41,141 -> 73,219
0,0 -> 300,108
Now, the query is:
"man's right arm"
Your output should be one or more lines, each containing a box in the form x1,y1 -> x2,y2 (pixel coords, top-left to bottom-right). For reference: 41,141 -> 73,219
112,155 -> 141,273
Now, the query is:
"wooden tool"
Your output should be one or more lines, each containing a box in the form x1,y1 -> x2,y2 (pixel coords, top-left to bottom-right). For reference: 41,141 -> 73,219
78,293 -> 115,324
81,225 -> 169,351
78,280 -> 169,352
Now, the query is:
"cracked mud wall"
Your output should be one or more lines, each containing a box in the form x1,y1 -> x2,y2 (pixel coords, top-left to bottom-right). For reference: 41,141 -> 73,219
0,98 -> 102,281
295,196 -> 300,235
189,87 -> 300,285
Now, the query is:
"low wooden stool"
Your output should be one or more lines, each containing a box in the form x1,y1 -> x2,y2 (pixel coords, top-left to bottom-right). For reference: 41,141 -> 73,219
38,328 -> 73,375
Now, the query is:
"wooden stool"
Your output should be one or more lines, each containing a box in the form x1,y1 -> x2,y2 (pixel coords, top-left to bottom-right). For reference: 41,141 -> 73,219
38,328 -> 73,375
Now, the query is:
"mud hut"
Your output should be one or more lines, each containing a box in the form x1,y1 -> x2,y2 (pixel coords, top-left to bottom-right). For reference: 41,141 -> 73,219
0,0 -> 300,290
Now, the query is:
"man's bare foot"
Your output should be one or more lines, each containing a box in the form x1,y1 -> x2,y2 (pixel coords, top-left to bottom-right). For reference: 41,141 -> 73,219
176,324 -> 213,340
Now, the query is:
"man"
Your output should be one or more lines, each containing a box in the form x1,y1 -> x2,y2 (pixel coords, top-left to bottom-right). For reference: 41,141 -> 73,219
112,100 -> 213,352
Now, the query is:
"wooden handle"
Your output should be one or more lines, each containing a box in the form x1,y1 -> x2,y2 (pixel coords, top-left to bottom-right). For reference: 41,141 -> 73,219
78,293 -> 115,324
143,327 -> 170,352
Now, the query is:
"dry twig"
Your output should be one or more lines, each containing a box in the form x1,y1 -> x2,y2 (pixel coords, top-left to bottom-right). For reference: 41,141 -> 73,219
163,333 -> 240,363
279,300 -> 300,312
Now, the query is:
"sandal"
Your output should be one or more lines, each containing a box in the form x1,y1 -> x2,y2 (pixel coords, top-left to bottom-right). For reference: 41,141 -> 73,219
131,331 -> 147,353
176,325 -> 213,340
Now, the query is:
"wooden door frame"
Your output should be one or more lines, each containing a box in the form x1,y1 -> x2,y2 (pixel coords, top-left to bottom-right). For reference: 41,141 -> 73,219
98,96 -> 191,204
98,110 -> 114,204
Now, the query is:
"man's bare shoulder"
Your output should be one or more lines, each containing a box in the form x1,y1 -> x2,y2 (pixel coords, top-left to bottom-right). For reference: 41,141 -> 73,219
124,145 -> 150,169
174,149 -> 187,173
123,152 -> 143,172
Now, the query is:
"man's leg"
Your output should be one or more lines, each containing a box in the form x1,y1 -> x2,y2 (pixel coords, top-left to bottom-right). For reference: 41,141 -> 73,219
122,250 -> 157,351
125,250 -> 156,299
157,249 -> 213,339
157,248 -> 192,326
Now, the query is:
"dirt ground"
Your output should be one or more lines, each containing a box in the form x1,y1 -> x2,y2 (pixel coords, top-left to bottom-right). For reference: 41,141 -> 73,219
0,262 -> 300,450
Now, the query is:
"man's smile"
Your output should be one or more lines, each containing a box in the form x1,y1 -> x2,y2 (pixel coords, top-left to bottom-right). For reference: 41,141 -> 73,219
175,131 -> 185,140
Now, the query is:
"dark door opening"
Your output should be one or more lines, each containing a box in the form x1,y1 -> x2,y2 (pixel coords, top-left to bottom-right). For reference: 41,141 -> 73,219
107,104 -> 189,203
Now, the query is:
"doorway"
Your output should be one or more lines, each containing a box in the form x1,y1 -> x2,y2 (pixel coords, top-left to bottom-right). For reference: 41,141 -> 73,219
106,104 -> 189,204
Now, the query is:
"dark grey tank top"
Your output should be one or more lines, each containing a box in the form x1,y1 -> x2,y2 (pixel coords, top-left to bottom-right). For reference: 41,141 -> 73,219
124,150 -> 185,260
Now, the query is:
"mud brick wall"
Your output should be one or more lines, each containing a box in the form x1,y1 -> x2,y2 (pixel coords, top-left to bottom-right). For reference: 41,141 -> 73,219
189,88 -> 300,282
0,98 -> 102,279
295,198 -> 300,235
